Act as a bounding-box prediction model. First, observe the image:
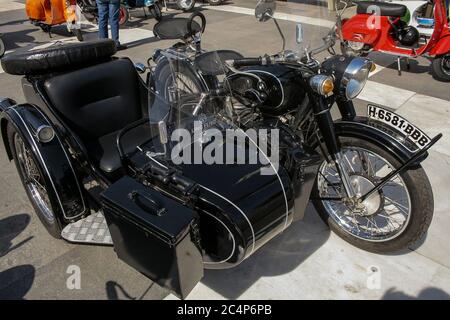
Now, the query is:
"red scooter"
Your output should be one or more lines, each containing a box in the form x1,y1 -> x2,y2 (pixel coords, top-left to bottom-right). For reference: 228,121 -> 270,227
341,0 -> 450,81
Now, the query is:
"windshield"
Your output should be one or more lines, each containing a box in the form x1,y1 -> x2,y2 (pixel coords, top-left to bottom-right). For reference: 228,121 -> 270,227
143,0 -> 337,166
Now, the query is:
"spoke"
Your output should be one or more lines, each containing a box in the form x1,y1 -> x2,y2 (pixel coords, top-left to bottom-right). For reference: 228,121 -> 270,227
384,196 -> 409,214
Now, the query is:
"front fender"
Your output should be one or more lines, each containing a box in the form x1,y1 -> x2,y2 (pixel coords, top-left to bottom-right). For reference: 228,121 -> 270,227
1,102 -> 88,221
334,116 -> 428,166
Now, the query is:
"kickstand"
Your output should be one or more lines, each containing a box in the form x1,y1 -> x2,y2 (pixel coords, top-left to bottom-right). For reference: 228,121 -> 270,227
405,58 -> 411,71
397,56 -> 402,76
143,7 -> 148,18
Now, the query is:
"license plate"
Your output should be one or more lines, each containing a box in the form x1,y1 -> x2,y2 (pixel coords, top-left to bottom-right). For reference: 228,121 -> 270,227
367,105 -> 431,149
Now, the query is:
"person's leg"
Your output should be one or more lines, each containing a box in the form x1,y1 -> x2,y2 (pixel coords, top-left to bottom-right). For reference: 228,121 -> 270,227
96,0 -> 109,39
109,0 -> 120,44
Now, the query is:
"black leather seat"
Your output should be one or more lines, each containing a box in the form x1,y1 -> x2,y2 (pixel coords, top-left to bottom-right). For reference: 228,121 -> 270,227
43,58 -> 148,178
357,1 -> 407,17
1,39 -> 116,75
153,18 -> 202,40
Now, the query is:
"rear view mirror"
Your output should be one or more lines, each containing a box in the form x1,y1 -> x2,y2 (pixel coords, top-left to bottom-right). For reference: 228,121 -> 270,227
255,0 -> 276,23
296,23 -> 304,44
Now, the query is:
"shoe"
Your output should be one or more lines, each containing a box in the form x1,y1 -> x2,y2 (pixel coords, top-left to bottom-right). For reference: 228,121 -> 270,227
116,43 -> 128,51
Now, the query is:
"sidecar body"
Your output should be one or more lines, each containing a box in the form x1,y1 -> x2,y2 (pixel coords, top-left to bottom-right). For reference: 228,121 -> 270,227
0,40 -> 320,298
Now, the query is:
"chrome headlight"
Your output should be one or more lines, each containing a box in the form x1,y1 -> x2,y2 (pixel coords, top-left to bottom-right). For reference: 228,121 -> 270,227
321,55 -> 374,100
341,57 -> 372,99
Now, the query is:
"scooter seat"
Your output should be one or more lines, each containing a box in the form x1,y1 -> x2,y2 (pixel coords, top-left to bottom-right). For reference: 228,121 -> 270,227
0,39 -> 116,75
356,1 -> 407,17
153,18 -> 202,40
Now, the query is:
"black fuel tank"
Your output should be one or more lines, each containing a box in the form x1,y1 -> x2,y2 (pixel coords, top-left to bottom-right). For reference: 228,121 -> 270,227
234,64 -> 306,116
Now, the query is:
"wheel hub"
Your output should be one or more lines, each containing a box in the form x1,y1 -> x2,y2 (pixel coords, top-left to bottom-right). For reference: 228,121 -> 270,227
346,174 -> 381,217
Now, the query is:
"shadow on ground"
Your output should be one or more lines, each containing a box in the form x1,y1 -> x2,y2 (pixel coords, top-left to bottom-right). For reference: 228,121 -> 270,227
0,214 -> 35,299
0,213 -> 33,258
383,287 -> 450,300
201,207 -> 330,299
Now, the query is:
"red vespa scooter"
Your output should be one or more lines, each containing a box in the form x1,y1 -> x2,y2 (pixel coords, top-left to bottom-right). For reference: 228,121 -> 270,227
341,0 -> 450,81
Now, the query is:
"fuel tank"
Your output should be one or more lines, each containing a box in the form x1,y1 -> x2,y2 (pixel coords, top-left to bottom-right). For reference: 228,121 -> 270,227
231,64 -> 307,116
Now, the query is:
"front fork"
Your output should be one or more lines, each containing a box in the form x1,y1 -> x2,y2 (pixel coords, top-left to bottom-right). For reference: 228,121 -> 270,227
313,96 -> 356,198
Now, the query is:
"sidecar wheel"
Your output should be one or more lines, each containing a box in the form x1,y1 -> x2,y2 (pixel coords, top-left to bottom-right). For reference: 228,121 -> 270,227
312,136 -> 434,253
8,123 -> 63,238
432,53 -> 450,82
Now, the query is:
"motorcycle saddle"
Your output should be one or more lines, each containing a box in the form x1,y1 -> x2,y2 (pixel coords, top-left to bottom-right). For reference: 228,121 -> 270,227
153,18 -> 202,40
356,1 -> 407,17
0,39 -> 116,75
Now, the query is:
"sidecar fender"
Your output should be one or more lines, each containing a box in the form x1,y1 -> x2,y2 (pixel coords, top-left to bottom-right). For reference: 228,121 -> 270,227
0,101 -> 88,221
334,116 -> 428,166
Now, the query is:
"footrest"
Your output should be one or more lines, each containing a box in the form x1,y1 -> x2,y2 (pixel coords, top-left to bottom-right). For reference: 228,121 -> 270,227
61,212 -> 113,245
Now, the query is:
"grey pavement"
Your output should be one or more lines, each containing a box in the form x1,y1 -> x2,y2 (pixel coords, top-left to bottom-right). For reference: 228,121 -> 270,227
1,0 -> 450,300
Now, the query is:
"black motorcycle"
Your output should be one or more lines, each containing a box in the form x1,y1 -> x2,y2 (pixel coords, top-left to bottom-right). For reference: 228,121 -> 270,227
148,1 -> 442,253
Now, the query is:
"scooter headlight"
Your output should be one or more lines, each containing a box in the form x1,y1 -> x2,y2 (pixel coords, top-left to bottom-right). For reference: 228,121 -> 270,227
342,57 -> 372,99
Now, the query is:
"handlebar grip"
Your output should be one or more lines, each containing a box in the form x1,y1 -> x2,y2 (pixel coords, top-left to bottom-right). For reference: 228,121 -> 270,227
232,57 -> 263,67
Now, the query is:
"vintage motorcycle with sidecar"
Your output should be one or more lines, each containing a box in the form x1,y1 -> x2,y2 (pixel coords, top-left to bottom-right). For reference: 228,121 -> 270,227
147,1 -> 442,253
0,2 -> 442,299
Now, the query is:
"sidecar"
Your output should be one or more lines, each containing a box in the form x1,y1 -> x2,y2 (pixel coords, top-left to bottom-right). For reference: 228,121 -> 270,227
0,40 -> 321,298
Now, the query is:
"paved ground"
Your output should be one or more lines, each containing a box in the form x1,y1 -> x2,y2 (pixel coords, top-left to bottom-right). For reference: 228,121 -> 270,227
0,0 -> 450,300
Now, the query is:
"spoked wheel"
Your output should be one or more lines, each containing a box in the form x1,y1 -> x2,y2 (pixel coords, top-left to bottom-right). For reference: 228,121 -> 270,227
119,5 -> 130,27
432,52 -> 450,82
8,123 -> 62,238
312,136 -> 433,253
177,0 -> 195,12
0,37 -> 5,58
149,3 -> 163,21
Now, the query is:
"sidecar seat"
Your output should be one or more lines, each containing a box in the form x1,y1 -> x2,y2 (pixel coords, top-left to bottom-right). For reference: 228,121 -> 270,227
43,57 -> 151,179
1,39 -> 151,180
356,1 -> 407,17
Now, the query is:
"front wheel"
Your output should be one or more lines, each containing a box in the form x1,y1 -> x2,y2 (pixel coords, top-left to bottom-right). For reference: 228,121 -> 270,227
432,53 -> 450,82
312,136 -> 434,253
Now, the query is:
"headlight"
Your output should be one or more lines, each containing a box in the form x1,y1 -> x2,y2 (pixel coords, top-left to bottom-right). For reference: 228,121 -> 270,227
342,57 -> 372,99
321,56 -> 373,100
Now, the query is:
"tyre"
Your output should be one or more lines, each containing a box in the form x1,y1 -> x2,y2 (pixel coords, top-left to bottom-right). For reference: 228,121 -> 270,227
8,123 -> 63,238
431,53 -> 450,82
0,38 -> 5,58
119,5 -> 130,27
149,3 -> 162,21
73,28 -> 83,42
177,0 -> 195,12
207,0 -> 222,5
312,135 -> 434,253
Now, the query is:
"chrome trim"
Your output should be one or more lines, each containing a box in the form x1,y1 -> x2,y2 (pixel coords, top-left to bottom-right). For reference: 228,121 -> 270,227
36,125 -> 55,143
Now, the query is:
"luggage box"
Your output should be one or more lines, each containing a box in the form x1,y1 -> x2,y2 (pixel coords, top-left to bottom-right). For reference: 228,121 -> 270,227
101,176 -> 203,298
